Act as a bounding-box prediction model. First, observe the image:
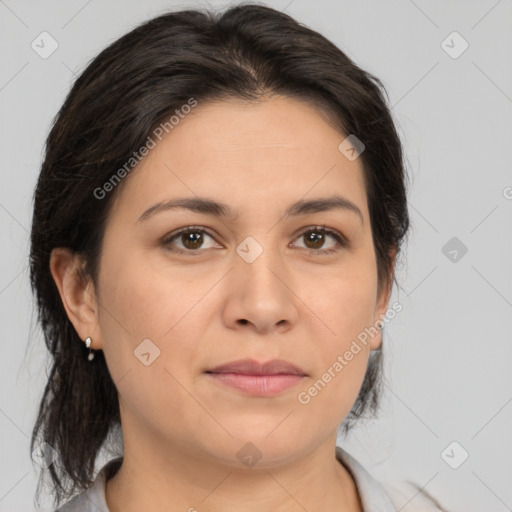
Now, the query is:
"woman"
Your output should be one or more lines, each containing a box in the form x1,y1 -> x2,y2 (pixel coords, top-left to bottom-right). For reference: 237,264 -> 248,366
29,3 -> 446,511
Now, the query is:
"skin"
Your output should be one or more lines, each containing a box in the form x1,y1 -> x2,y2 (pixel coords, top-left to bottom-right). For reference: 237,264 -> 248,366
50,95 -> 395,512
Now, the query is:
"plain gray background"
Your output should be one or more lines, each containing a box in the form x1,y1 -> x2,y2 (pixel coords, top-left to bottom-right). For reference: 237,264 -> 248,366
1,0 -> 511,510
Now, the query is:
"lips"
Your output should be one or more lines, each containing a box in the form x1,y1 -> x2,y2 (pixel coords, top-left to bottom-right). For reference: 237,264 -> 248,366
205,359 -> 308,396
206,358 -> 307,376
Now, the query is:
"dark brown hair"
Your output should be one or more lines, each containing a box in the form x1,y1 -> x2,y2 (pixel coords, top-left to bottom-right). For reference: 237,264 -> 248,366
29,2 -> 410,508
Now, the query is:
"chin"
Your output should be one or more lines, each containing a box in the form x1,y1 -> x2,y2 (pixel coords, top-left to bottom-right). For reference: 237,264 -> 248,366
199,431 -> 311,470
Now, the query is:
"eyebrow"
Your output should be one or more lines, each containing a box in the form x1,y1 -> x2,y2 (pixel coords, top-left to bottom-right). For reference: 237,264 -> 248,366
137,195 -> 364,225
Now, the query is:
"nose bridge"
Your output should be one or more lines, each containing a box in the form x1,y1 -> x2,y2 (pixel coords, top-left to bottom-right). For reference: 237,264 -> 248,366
235,232 -> 287,294
231,231 -> 297,320
218,221 -> 302,335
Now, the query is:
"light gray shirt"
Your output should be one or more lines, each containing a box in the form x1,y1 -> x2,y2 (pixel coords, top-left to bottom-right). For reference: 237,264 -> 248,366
54,446 -> 442,511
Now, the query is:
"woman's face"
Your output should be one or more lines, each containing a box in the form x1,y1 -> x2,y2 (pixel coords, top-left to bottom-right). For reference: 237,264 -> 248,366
76,96 -> 392,467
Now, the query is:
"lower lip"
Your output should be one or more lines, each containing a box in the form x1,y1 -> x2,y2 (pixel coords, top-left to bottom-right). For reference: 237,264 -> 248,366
206,372 -> 305,396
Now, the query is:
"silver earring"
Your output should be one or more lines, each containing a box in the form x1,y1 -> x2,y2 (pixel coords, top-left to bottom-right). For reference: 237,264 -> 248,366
85,336 -> 95,361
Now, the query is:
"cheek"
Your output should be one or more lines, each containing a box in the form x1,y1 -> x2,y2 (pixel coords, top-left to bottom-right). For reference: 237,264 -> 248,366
304,259 -> 378,352
336,279 -> 378,341
96,254 -> 210,428
296,301 -> 373,429
294,339 -> 371,437
296,257 -> 377,409
99,246 -> 193,338
97,249 -> 214,379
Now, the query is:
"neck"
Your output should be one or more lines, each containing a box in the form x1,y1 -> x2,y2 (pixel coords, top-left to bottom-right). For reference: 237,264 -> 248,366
105,434 -> 362,512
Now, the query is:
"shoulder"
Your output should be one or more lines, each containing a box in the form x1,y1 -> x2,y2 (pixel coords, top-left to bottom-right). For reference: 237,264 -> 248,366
54,492 -> 95,512
379,480 -> 449,512
335,446 -> 448,512
53,458 -> 122,512
336,446 -> 397,511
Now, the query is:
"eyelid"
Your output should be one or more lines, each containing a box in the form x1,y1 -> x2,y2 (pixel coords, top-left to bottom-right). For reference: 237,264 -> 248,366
161,225 -> 348,255
160,225 -> 219,254
290,225 -> 348,253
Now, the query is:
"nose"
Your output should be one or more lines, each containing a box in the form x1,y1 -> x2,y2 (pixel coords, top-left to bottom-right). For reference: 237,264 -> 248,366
221,240 -> 299,335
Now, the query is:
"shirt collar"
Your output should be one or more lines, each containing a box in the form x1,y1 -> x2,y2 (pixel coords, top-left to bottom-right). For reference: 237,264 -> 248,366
66,448 -> 396,512
336,445 -> 396,511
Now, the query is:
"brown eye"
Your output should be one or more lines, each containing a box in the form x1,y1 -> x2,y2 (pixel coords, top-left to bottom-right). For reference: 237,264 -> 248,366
292,226 -> 347,254
303,230 -> 326,249
162,226 -> 219,254
180,231 -> 204,250
162,225 -> 347,257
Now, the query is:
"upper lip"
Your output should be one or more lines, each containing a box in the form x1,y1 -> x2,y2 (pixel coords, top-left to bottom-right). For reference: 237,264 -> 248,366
206,358 -> 307,376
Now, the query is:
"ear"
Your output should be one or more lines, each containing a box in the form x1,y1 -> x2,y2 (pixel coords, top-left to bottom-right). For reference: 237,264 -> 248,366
370,247 -> 397,351
49,247 -> 104,350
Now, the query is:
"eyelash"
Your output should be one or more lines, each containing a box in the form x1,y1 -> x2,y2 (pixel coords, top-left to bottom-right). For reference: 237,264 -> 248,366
161,225 -> 348,256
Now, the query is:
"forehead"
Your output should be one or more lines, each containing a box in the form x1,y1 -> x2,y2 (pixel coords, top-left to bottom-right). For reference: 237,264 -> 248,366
162,95 -> 346,156
112,95 -> 368,223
